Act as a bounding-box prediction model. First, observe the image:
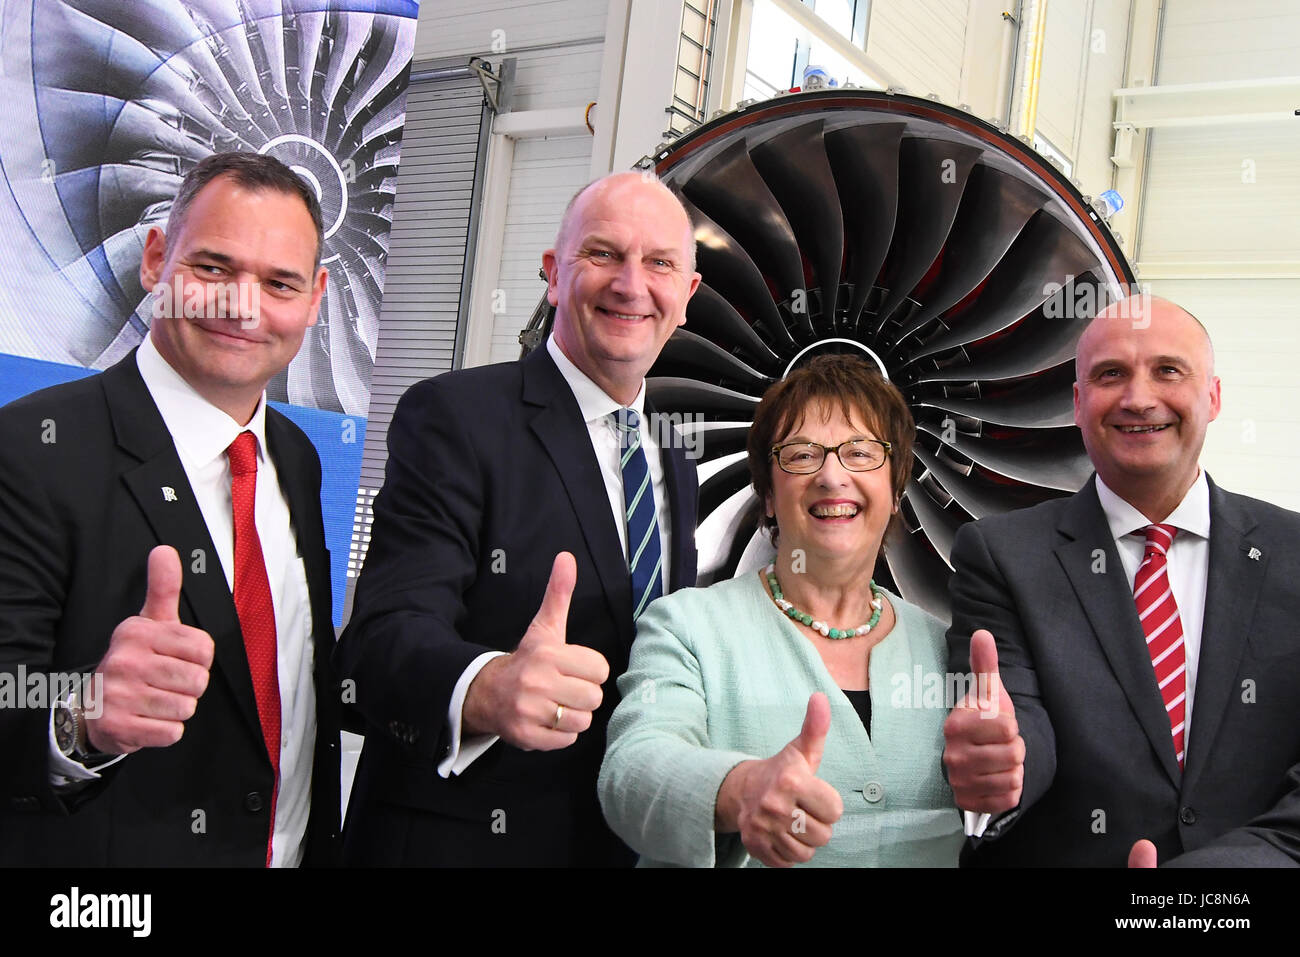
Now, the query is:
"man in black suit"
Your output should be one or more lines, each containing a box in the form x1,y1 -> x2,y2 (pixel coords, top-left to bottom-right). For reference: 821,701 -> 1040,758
0,152 -> 341,866
942,294 -> 1300,866
338,170 -> 702,865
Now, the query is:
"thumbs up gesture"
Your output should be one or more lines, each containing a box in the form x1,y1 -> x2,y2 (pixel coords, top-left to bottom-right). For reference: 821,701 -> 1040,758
462,552 -> 610,751
942,629 -> 1025,814
715,693 -> 845,867
86,546 -> 216,754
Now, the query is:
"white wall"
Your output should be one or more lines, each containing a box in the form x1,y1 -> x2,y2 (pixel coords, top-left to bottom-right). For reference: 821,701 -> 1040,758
865,0 -> 970,101
418,1 -> 612,367
1140,125 -> 1300,268
1072,0 -> 1131,197
416,0 -> 609,62
1035,0 -> 1133,200
1138,0 -> 1300,512
606,0 -> 690,171
1145,278 -> 1300,512
957,0 -> 1013,120
1036,0 -> 1089,156
490,134 -> 596,363
1155,0 -> 1300,84
415,1 -> 607,114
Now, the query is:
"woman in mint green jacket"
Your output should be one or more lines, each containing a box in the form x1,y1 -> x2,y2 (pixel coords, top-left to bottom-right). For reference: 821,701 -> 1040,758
599,355 -> 964,867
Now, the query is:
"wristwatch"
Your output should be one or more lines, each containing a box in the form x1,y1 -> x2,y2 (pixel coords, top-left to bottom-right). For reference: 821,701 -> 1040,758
53,687 -> 94,759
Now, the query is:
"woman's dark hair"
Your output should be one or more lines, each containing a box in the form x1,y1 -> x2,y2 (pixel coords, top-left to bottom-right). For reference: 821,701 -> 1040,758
746,353 -> 915,544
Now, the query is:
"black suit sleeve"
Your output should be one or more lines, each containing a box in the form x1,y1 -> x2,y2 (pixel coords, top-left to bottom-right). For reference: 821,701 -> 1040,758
0,407 -> 90,808
946,519 -> 1057,839
335,378 -> 499,762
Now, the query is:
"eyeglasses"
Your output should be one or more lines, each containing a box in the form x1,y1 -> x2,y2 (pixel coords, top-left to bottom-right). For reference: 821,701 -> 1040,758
770,439 -> 892,474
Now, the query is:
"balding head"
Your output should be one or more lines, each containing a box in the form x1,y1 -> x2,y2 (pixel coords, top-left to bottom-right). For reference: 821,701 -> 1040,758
1073,293 -> 1221,520
541,170 -> 702,406
554,171 -> 697,273
1078,295 -> 1214,381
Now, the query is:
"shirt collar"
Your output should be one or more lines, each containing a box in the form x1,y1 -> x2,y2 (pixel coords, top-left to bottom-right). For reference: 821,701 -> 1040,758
546,333 -> 647,423
136,332 -> 270,471
1095,469 -> 1211,543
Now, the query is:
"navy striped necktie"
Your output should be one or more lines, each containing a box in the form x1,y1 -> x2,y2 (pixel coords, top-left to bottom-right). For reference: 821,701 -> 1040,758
612,408 -> 664,618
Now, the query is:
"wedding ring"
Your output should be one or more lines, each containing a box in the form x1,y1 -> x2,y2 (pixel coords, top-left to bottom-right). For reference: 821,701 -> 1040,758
552,704 -> 565,729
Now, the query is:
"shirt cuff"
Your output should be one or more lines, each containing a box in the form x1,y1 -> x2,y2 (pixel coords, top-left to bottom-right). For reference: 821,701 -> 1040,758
47,708 -> 125,788
438,651 -> 507,778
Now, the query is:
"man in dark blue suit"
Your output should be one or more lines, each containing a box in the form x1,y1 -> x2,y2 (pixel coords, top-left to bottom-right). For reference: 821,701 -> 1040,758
0,152 -> 340,866
338,171 -> 702,865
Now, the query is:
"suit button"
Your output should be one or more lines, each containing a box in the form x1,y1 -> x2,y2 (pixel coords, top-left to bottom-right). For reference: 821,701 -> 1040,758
862,782 -> 884,803
244,792 -> 264,813
1179,806 -> 1197,825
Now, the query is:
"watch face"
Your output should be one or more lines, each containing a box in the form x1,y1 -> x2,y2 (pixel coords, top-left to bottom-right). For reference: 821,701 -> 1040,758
54,703 -> 76,754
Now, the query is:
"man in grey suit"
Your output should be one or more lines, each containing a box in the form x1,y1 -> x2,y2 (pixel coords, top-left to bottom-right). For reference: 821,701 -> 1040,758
942,294 -> 1300,866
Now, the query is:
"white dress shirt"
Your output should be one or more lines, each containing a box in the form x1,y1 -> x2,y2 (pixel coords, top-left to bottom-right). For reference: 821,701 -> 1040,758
48,334 -> 317,867
1095,470 -> 1211,748
437,334 -> 675,777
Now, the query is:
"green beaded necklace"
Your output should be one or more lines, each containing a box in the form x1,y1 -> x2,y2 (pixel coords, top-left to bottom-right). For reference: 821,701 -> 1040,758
765,563 -> 884,639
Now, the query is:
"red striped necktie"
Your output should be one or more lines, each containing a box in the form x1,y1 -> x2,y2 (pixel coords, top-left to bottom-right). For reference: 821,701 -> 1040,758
1133,523 -> 1186,769
226,430 -> 281,865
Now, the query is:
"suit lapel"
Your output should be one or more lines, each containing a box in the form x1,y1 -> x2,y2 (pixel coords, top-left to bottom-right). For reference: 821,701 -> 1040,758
1054,477 -> 1182,786
1182,478 -> 1263,790
264,410 -> 331,632
522,349 -> 634,638
265,409 -> 339,837
102,353 -> 265,747
653,412 -> 698,592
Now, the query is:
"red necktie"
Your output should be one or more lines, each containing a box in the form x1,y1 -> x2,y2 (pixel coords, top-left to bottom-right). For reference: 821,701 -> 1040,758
1133,523 -> 1186,769
226,431 -> 280,865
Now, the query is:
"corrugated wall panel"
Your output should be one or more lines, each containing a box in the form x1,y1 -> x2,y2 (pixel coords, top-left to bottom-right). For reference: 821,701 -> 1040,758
866,0 -> 969,101
490,134 -> 596,364
1036,0 -> 1088,156
1158,0 -> 1300,83
358,75 -> 484,490
1141,125 -> 1300,264
407,1 -> 610,373
1034,0 -> 1132,197
1149,278 -> 1300,513
510,42 -> 608,110
1072,0 -> 1130,197
416,0 -> 611,60
1137,0 -> 1300,513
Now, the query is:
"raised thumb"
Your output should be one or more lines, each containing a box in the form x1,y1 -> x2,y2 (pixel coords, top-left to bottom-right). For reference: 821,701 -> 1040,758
522,551 -> 576,645
791,692 -> 831,771
969,629 -> 1003,709
140,545 -> 183,623
1128,838 -> 1158,869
